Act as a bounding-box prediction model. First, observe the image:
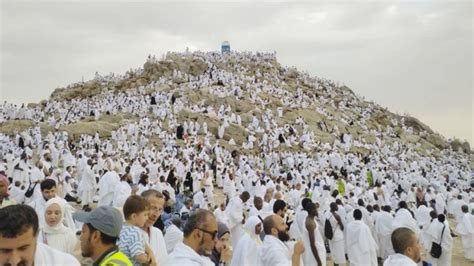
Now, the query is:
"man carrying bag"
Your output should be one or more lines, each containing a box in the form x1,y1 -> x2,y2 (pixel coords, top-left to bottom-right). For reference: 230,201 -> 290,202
428,214 -> 453,265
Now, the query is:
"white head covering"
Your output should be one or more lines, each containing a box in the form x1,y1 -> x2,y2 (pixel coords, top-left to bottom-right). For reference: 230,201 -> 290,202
42,197 -> 70,234
244,216 -> 262,236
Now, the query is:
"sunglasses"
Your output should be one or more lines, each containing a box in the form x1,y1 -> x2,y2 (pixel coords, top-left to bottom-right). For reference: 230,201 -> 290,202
198,228 -> 218,239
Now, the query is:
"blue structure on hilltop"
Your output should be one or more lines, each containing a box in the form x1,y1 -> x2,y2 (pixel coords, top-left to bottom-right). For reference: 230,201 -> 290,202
221,41 -> 231,54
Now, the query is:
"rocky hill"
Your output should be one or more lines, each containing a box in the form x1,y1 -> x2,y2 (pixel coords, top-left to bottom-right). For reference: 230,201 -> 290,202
1,51 -> 472,165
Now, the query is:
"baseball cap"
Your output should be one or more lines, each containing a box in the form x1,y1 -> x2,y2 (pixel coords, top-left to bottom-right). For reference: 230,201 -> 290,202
73,206 -> 123,237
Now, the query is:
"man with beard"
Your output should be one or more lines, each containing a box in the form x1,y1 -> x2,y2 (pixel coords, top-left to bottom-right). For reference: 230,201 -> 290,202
261,214 -> 305,266
74,206 -> 132,266
166,209 -> 218,266
141,189 -> 168,265
0,204 -> 80,266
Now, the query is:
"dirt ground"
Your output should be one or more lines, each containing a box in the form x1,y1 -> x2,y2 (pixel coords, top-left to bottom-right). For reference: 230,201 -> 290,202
448,232 -> 472,266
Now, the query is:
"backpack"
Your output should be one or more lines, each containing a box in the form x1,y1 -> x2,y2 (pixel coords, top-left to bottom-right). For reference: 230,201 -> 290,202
324,217 -> 334,240
24,175 -> 37,198
25,182 -> 37,198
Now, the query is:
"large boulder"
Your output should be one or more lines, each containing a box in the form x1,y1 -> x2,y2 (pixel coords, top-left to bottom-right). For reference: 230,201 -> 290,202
58,113 -> 136,140
404,116 -> 433,134
450,139 -> 471,154
143,56 -> 208,78
424,133 -> 449,150
0,120 -> 53,136
50,80 -> 104,101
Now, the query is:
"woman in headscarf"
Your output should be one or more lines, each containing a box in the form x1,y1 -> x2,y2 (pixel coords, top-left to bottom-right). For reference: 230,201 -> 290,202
231,216 -> 263,266
38,197 -> 77,254
210,222 -> 232,266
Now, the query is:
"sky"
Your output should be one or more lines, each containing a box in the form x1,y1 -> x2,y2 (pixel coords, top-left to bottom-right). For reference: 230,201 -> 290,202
1,0 -> 472,145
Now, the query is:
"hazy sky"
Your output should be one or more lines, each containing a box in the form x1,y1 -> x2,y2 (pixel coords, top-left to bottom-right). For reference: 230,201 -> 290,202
1,0 -> 472,144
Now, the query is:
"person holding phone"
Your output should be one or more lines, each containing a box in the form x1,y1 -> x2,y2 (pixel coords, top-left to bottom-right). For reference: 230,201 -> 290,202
210,222 -> 232,266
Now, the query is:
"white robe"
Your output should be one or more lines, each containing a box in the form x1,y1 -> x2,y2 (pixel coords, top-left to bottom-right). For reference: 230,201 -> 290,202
415,205 -> 433,250
427,219 -> 453,266
8,185 -> 26,204
38,227 -> 77,254
375,211 -> 394,259
223,177 -> 236,198
218,125 -> 225,139
226,196 -> 245,248
325,211 -> 346,264
165,242 -> 211,266
62,151 -> 76,168
30,170 -> 45,202
434,194 -> 445,215
299,214 -> 326,266
78,166 -> 96,205
164,224 -> 184,254
383,253 -> 417,266
451,199 -> 467,222
112,181 -> 132,208
392,208 -> 419,235
193,191 -> 206,209
289,210 -> 305,240
97,170 -> 120,207
261,235 -> 292,266
34,242 -> 80,266
213,208 -> 230,226
144,226 -> 169,265
29,197 -> 47,228
231,216 -> 263,266
346,220 -> 378,266
455,212 -> 474,261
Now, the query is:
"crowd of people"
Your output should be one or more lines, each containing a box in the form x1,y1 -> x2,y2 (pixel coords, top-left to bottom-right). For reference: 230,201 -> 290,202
0,51 -> 473,266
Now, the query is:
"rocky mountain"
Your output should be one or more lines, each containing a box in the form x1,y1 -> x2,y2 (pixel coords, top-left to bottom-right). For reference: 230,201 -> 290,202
1,51 -> 472,166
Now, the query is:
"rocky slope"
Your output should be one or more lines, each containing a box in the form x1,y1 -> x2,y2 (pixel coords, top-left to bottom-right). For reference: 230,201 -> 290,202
1,51 -> 472,161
